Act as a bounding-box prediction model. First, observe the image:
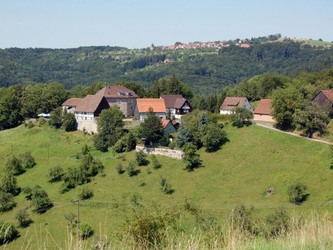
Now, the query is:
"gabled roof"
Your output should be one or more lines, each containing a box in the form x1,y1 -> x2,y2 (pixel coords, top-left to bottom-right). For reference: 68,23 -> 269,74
62,98 -> 82,107
161,119 -> 173,129
254,99 -> 272,115
220,97 -> 248,111
96,85 -> 138,98
161,95 -> 183,108
318,90 -> 333,102
137,98 -> 166,113
75,95 -> 108,113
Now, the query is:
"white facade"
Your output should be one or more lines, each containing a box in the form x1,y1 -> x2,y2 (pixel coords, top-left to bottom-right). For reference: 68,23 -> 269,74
74,112 -> 97,133
139,112 -> 166,121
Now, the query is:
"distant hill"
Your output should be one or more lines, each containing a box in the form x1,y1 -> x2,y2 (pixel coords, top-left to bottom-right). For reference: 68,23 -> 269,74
1,36 -> 333,94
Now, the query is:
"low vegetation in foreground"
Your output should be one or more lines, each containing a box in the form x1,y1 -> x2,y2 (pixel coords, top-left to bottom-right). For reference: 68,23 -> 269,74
0,122 -> 332,249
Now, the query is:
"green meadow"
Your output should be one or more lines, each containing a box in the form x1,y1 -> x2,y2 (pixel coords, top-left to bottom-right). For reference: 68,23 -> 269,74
0,123 -> 333,249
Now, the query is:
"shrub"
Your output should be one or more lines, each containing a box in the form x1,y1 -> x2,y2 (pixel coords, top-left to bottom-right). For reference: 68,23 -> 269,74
126,161 -> 139,177
0,221 -> 19,245
135,150 -> 149,166
115,163 -> 125,174
160,177 -> 174,194
113,132 -> 137,153
80,223 -> 94,239
62,113 -> 77,132
47,165 -> 64,183
0,191 -> 16,212
266,207 -> 290,236
78,186 -> 94,200
287,183 -> 309,204
151,155 -> 161,169
183,143 -> 202,171
229,204 -> 258,235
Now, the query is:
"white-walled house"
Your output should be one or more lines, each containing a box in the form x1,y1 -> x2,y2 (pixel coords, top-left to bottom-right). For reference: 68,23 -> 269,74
135,98 -> 166,121
220,97 -> 253,114
74,95 -> 110,133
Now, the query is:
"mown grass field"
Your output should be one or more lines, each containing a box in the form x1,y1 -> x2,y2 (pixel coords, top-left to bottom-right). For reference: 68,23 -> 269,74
0,123 -> 333,249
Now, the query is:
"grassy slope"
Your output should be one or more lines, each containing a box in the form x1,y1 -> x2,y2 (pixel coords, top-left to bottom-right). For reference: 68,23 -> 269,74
0,124 -> 332,249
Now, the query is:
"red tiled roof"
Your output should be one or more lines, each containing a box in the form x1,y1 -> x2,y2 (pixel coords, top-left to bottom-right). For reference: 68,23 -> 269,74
137,98 -> 166,113
321,90 -> 333,102
96,85 -> 138,98
254,99 -> 272,115
62,98 -> 82,107
160,95 -> 183,108
75,95 -> 108,113
161,119 -> 172,128
220,97 -> 248,111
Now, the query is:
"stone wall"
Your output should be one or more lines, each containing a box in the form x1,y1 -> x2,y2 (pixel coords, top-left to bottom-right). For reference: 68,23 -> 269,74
136,146 -> 183,160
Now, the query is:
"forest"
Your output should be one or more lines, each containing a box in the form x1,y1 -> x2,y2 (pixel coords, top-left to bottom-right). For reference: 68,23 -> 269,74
1,36 -> 333,93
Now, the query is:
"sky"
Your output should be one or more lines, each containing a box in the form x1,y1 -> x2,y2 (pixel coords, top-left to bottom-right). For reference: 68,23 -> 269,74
0,0 -> 332,49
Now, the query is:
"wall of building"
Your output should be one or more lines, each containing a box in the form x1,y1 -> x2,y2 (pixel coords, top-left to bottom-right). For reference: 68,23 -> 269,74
77,119 -> 98,134
107,98 -> 137,117
253,114 -> 275,123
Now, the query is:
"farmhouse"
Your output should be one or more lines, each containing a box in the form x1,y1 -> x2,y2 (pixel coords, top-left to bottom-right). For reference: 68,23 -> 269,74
62,98 -> 82,113
311,89 -> 333,109
253,99 -> 275,122
74,95 -> 110,133
160,95 -> 192,119
95,85 -> 138,117
220,97 -> 253,114
135,98 -> 166,121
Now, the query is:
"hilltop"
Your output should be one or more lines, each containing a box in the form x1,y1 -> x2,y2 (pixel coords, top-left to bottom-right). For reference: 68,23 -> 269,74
0,122 -> 332,248
1,35 -> 333,93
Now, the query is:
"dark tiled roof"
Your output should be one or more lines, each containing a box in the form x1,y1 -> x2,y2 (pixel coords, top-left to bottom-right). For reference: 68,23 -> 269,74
75,95 -> 108,113
161,95 -> 183,108
220,97 -> 248,111
321,90 -> 333,102
254,99 -> 272,115
96,85 -> 138,98
62,98 -> 82,106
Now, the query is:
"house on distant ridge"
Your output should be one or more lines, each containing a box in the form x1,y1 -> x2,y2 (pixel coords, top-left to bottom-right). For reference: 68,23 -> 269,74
62,98 -> 82,113
220,97 -> 253,114
95,85 -> 138,117
135,98 -> 166,121
160,94 -> 192,119
311,90 -> 333,110
253,99 -> 275,122
74,95 -> 110,133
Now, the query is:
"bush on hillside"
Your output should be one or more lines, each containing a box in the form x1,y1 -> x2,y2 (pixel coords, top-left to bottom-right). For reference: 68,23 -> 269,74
0,191 -> 16,212
287,183 -> 309,205
80,223 -> 94,239
78,186 -> 94,200
19,152 -> 36,169
47,165 -> 64,183
135,150 -> 149,166
266,207 -> 290,236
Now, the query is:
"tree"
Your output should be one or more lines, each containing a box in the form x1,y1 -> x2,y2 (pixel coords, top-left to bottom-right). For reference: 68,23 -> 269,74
0,86 -> 23,130
230,107 -> 253,127
29,185 -> 53,213
272,86 -> 305,130
78,186 -> 94,200
0,169 -> 20,195
151,155 -> 161,169
0,221 -> 19,245
80,223 -> 94,239
0,191 -> 16,212
94,106 -> 124,152
176,121 -> 193,148
62,112 -> 77,131
201,123 -> 228,152
19,152 -> 36,169
183,143 -> 202,171
47,165 -> 64,182
49,107 -> 63,129
139,108 -> 164,146
113,132 -> 137,153
4,155 -> 25,175
293,104 -> 329,137
15,209 -> 32,228
287,183 -> 308,205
